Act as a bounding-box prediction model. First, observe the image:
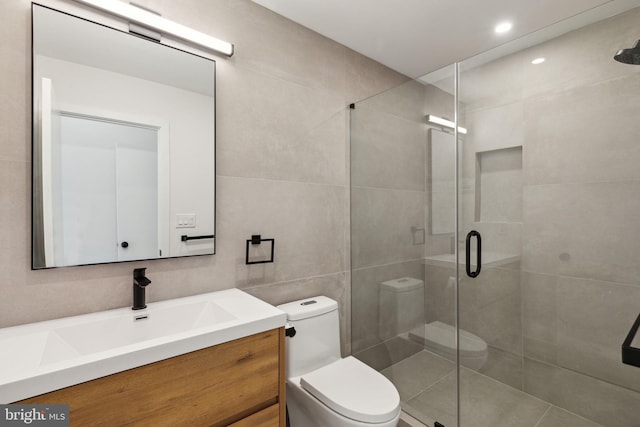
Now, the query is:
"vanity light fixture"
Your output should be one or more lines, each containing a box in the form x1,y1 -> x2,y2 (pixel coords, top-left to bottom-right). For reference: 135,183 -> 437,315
73,0 -> 234,56
426,114 -> 467,134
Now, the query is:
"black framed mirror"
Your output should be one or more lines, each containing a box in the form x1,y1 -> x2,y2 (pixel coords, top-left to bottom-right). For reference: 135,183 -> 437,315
32,4 -> 216,269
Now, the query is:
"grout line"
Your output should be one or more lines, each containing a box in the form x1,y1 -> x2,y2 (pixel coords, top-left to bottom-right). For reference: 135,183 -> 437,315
241,270 -> 348,291
216,173 -> 348,190
520,268 -> 640,289
351,184 -> 427,194
522,177 -> 640,188
548,405 -> 607,427
457,365 -> 551,406
351,258 -> 426,273
465,72 -> 640,115
522,356 -> 640,395
401,365 -> 457,403
532,405 -> 553,427
0,157 -> 30,164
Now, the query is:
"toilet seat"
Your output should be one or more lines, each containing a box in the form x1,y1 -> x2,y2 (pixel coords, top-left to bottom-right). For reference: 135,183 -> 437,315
300,356 -> 400,423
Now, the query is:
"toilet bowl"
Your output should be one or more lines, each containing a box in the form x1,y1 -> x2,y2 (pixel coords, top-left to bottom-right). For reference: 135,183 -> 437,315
278,296 -> 400,427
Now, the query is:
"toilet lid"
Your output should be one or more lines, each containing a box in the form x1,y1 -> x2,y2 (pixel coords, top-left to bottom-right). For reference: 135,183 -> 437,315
300,356 -> 400,423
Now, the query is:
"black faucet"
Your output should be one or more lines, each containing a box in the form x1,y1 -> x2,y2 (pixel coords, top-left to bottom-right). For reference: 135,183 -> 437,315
132,268 -> 151,310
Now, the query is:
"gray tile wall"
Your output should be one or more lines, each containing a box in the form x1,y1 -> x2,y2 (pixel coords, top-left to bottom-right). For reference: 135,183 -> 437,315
0,0 -> 408,359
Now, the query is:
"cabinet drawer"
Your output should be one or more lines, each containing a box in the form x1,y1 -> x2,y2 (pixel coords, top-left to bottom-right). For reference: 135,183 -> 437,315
19,329 -> 281,426
228,403 -> 279,427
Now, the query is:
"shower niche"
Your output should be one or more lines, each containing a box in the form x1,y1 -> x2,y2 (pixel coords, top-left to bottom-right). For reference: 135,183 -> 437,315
474,146 -> 522,223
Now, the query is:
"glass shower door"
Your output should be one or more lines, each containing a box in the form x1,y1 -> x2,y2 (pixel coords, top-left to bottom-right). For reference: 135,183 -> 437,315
454,5 -> 640,426
454,55 -> 532,427
350,65 -> 460,427
352,4 -> 640,426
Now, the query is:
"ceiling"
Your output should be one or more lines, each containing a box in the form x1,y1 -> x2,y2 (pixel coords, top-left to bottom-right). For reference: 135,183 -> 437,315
252,0 -> 640,78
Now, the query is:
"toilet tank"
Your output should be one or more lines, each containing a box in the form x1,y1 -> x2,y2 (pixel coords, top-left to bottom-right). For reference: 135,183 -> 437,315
379,277 -> 425,340
277,296 -> 341,378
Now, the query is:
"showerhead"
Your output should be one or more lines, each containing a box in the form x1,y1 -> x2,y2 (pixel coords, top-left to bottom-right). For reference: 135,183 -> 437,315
614,40 -> 640,64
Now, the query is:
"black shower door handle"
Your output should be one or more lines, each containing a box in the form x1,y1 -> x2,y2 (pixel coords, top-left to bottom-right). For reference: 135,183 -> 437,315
465,230 -> 482,278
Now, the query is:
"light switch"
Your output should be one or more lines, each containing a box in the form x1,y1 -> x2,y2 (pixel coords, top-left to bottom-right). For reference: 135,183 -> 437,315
176,214 -> 196,228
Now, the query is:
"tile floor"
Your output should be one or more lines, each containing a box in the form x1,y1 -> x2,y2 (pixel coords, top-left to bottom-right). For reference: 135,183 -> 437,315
381,350 -> 605,427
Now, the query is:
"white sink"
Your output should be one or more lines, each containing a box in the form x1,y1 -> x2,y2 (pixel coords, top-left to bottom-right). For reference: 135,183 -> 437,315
52,301 -> 235,358
0,289 -> 285,403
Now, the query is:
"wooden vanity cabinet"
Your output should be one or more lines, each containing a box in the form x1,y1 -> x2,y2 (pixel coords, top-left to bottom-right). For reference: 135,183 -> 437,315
18,328 -> 286,426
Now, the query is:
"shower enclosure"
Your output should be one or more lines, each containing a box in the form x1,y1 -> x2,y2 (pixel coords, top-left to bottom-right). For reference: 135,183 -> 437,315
350,4 -> 640,427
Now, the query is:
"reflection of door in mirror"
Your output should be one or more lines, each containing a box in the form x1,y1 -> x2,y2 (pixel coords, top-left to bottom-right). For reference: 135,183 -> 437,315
53,115 -> 159,265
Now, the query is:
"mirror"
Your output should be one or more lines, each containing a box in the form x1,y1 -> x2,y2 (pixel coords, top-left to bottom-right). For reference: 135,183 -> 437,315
32,4 -> 216,269
429,128 -> 455,235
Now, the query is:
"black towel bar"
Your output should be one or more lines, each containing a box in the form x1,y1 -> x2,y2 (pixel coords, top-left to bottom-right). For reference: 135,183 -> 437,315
181,234 -> 214,242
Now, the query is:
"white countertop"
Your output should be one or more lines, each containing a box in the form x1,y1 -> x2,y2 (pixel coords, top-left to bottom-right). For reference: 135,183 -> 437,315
0,288 -> 286,403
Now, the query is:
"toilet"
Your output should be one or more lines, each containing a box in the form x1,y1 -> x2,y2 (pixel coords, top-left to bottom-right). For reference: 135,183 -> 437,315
379,277 -> 488,370
278,296 -> 400,427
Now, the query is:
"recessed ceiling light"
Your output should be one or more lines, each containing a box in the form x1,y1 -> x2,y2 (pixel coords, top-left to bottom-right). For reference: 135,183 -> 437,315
531,57 -> 546,65
495,22 -> 513,34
